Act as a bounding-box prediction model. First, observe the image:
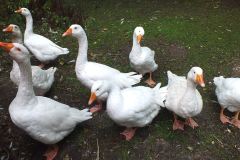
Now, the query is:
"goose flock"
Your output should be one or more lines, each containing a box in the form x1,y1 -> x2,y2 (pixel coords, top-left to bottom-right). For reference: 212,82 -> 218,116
1,7 -> 239,160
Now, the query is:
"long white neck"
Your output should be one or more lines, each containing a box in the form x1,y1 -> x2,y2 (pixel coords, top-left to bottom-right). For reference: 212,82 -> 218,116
12,60 -> 19,73
24,14 -> 34,37
183,79 -> 197,98
75,32 -> 88,68
11,33 -> 23,73
14,58 -> 36,105
106,85 -> 123,116
187,79 -> 197,89
12,33 -> 23,44
131,33 -> 141,53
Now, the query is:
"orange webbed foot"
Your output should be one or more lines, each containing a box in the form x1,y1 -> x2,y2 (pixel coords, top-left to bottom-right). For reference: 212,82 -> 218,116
185,118 -> 199,129
145,72 -> 156,87
231,119 -> 240,128
120,128 -> 137,141
90,104 -> 102,113
145,78 -> 156,87
173,119 -> 184,130
38,63 -> 45,68
44,145 -> 59,160
220,114 -> 231,124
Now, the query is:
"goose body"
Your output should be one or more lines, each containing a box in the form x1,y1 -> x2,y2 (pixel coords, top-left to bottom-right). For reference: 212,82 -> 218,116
24,33 -> 68,63
10,95 -> 91,144
164,67 -> 205,130
63,24 -> 142,112
0,42 -> 92,159
76,61 -> 140,92
129,27 -> 158,86
106,85 -> 165,127
166,71 -> 203,118
214,76 -> 240,128
3,24 -> 57,96
15,8 -> 69,65
11,64 -> 57,95
89,80 -> 167,140
130,47 -> 157,75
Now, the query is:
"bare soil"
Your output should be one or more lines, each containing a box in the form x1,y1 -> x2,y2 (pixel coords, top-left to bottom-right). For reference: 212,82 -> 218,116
0,38 -> 240,160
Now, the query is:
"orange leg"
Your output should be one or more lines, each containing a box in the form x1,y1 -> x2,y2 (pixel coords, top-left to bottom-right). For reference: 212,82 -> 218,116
231,111 -> 240,128
43,144 -> 59,160
173,114 -> 184,130
120,128 -> 137,141
90,101 -> 103,113
185,117 -> 199,129
220,107 -> 231,124
38,63 -> 45,68
145,72 -> 156,87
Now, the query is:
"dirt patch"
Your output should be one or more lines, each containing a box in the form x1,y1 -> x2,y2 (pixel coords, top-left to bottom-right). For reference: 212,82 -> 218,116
146,38 -> 188,64
221,0 -> 240,8
167,43 -> 188,59
0,37 -> 240,160
231,60 -> 240,77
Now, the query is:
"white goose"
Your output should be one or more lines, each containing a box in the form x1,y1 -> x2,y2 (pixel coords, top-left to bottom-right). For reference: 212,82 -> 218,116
62,24 -> 142,113
88,80 -> 167,140
129,26 -> 158,87
214,76 -> 240,128
15,8 -> 69,67
165,67 -> 205,130
0,42 -> 92,160
3,24 -> 57,96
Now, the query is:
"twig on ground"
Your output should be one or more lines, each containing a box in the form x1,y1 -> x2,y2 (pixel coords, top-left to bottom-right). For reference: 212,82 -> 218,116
213,135 -> 223,146
96,138 -> 99,160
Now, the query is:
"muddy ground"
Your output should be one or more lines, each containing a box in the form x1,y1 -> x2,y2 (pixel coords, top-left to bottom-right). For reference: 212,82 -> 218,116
1,41 -> 240,160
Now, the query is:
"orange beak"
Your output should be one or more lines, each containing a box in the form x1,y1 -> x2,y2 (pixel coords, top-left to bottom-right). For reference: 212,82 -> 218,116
15,8 -> 22,13
3,25 -> 13,33
196,74 -> 205,87
0,42 -> 14,52
137,35 -> 142,43
62,28 -> 72,37
88,92 -> 97,105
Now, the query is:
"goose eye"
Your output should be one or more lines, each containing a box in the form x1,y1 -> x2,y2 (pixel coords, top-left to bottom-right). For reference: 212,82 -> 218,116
16,48 -> 21,52
74,27 -> 77,30
193,71 -> 196,74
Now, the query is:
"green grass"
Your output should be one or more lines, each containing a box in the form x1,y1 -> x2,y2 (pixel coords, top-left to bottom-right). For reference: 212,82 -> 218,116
82,0 -> 240,76
1,0 -> 240,159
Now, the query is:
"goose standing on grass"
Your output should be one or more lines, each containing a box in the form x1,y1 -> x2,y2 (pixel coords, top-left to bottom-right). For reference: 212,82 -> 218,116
129,26 -> 158,87
15,8 -> 69,68
0,42 -> 92,160
3,24 -> 57,96
214,76 -> 240,128
62,24 -> 142,113
165,67 -> 205,130
88,80 -> 167,140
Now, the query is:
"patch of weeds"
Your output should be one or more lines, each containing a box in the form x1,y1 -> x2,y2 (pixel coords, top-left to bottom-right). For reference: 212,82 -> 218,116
153,120 -> 186,142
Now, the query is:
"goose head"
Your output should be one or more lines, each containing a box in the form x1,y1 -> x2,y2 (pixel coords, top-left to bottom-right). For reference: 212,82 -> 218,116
0,42 -> 30,63
88,80 -> 110,105
187,67 -> 205,87
134,26 -> 145,44
62,24 -> 84,38
15,8 -> 31,16
3,24 -> 22,36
